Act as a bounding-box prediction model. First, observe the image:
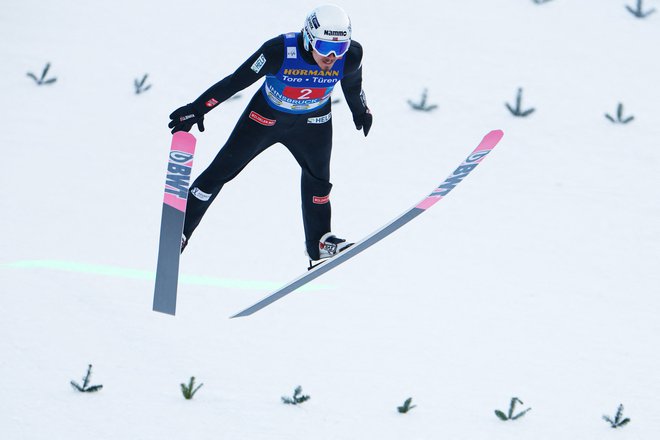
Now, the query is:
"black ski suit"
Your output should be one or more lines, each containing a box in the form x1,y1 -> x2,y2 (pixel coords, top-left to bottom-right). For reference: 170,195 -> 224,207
175,33 -> 369,259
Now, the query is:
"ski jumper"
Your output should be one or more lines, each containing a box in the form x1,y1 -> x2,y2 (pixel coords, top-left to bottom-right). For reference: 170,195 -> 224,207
182,32 -> 368,260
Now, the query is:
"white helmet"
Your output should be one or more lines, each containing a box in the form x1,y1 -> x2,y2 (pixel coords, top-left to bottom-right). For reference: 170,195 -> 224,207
302,4 -> 352,57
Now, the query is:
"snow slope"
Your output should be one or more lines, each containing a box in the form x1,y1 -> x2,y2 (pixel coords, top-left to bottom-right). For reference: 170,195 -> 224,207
1,1 -> 659,439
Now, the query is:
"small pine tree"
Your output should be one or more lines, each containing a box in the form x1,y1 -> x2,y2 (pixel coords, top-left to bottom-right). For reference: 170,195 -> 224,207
605,103 -> 634,124
397,397 -> 417,414
282,386 -> 310,405
27,63 -> 57,85
180,376 -> 203,400
505,88 -> 535,117
70,364 -> 103,393
495,397 -> 531,421
626,0 -> 656,18
603,404 -> 631,428
134,74 -> 152,94
407,89 -> 438,112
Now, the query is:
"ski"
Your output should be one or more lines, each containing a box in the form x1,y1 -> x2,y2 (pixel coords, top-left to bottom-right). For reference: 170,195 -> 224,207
153,132 -> 197,315
231,129 -> 504,318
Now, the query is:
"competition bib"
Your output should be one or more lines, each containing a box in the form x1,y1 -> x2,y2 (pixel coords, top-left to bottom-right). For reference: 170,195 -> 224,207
262,33 -> 345,114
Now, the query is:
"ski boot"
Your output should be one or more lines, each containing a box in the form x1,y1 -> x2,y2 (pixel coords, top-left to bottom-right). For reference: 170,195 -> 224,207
308,232 -> 353,270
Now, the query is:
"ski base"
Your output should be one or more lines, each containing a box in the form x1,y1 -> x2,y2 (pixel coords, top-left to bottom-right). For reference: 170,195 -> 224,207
153,132 -> 196,315
231,129 -> 504,318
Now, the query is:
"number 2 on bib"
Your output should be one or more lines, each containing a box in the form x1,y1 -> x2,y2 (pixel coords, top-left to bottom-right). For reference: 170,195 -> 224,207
283,86 -> 327,100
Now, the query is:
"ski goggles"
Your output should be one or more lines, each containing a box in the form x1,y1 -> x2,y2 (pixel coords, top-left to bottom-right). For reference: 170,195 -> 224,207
313,39 -> 351,57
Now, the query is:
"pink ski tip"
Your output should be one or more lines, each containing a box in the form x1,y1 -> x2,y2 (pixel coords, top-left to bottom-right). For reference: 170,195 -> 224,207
475,130 -> 504,152
171,131 -> 197,153
489,129 -> 504,141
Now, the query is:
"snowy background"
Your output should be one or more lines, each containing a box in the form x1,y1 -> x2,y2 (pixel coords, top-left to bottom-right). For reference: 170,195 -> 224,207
2,0 -> 659,438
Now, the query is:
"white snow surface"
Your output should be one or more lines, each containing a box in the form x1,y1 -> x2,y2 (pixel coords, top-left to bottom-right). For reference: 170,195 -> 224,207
2,0 -> 660,438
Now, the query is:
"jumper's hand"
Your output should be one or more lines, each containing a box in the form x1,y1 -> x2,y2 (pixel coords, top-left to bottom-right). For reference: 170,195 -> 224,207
353,109 -> 372,137
168,104 -> 205,134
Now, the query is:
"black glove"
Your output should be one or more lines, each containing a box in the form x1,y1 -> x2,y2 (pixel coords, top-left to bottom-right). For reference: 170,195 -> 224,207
168,103 -> 205,134
353,109 -> 372,137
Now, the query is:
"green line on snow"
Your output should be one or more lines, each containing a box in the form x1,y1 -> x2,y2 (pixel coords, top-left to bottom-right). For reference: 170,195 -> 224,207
1,260 -> 331,291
